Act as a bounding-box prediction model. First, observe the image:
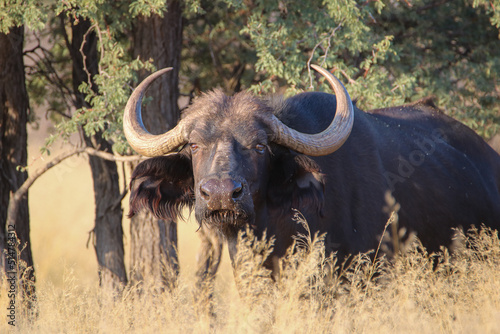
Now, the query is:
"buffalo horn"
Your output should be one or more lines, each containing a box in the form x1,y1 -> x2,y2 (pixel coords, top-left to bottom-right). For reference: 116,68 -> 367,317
123,68 -> 187,156
269,64 -> 354,156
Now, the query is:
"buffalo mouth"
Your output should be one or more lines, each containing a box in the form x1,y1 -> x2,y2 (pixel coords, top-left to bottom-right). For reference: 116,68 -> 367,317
200,209 -> 252,237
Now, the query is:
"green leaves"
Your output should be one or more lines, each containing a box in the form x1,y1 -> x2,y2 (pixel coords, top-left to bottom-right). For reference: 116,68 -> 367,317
129,0 -> 168,18
0,0 -> 48,33
472,0 -> 500,32
4,0 -> 499,157
229,0 -> 499,137
24,1 -> 158,154
52,52 -> 155,153
234,0 -> 398,103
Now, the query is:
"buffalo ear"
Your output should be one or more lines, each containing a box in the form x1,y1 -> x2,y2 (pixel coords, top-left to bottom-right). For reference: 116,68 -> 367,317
267,153 -> 325,217
129,154 -> 194,220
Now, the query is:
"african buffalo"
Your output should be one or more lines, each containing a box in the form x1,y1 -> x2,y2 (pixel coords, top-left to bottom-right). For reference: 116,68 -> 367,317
124,65 -> 500,276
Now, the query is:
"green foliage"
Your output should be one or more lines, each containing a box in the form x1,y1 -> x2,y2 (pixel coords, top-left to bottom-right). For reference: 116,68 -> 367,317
233,0 -> 398,97
2,0 -> 499,156
185,0 -> 499,137
25,1 -> 157,154
472,0 -> 500,31
373,0 -> 500,137
184,0 -> 205,15
129,0 -> 168,18
0,0 -> 48,33
181,0 -> 258,93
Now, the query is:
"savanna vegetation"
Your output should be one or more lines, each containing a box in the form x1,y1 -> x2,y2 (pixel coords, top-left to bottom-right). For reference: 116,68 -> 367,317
1,0 -> 499,332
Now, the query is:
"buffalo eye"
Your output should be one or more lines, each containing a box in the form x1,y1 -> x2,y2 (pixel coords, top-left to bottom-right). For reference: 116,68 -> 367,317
255,144 -> 266,154
190,143 -> 200,153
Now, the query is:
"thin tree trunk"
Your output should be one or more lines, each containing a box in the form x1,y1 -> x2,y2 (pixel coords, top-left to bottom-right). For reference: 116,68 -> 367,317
70,18 -> 127,291
129,211 -> 179,290
0,26 -> 36,305
129,0 -> 183,291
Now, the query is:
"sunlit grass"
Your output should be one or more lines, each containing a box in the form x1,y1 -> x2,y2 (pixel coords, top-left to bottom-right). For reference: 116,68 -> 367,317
3,213 -> 500,333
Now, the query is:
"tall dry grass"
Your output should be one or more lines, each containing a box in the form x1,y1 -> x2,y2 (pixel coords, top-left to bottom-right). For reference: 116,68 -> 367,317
2,213 -> 499,333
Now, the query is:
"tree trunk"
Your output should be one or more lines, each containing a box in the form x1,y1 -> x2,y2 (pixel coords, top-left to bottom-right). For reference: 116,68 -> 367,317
85,135 -> 127,292
132,1 -> 182,130
70,18 -> 127,291
129,0 -> 183,291
0,26 -> 36,304
195,225 -> 223,299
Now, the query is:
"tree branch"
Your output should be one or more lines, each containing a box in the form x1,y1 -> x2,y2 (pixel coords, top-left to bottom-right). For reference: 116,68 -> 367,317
83,147 -> 144,163
6,147 -> 144,227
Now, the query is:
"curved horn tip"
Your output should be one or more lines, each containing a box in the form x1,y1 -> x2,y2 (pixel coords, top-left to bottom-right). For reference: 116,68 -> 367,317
310,64 -> 338,82
140,67 -> 174,84
310,64 -> 325,73
269,64 -> 354,156
156,67 -> 174,74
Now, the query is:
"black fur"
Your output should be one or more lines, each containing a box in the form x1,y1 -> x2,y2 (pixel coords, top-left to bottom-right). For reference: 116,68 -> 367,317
129,153 -> 194,220
267,149 -> 325,220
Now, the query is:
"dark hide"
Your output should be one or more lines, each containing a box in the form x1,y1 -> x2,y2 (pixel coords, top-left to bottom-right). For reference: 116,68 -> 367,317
268,92 -> 500,259
267,151 -> 325,219
129,152 -> 194,220
264,150 -> 326,256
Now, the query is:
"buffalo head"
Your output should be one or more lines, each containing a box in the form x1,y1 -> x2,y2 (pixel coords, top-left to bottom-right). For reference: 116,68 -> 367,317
125,65 -> 353,241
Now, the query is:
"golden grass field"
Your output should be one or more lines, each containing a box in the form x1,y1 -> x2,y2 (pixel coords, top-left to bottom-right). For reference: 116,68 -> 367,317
1,124 -> 500,333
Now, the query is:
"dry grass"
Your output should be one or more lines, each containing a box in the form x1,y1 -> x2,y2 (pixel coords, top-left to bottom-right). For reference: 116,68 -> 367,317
1,129 -> 499,333
2,213 -> 500,333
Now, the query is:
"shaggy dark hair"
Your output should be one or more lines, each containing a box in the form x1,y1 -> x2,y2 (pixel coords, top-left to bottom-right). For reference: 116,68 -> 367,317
129,153 -> 194,220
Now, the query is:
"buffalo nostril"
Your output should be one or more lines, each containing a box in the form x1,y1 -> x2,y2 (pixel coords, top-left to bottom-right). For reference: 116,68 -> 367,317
200,178 -> 244,208
200,184 -> 211,200
232,182 -> 243,200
